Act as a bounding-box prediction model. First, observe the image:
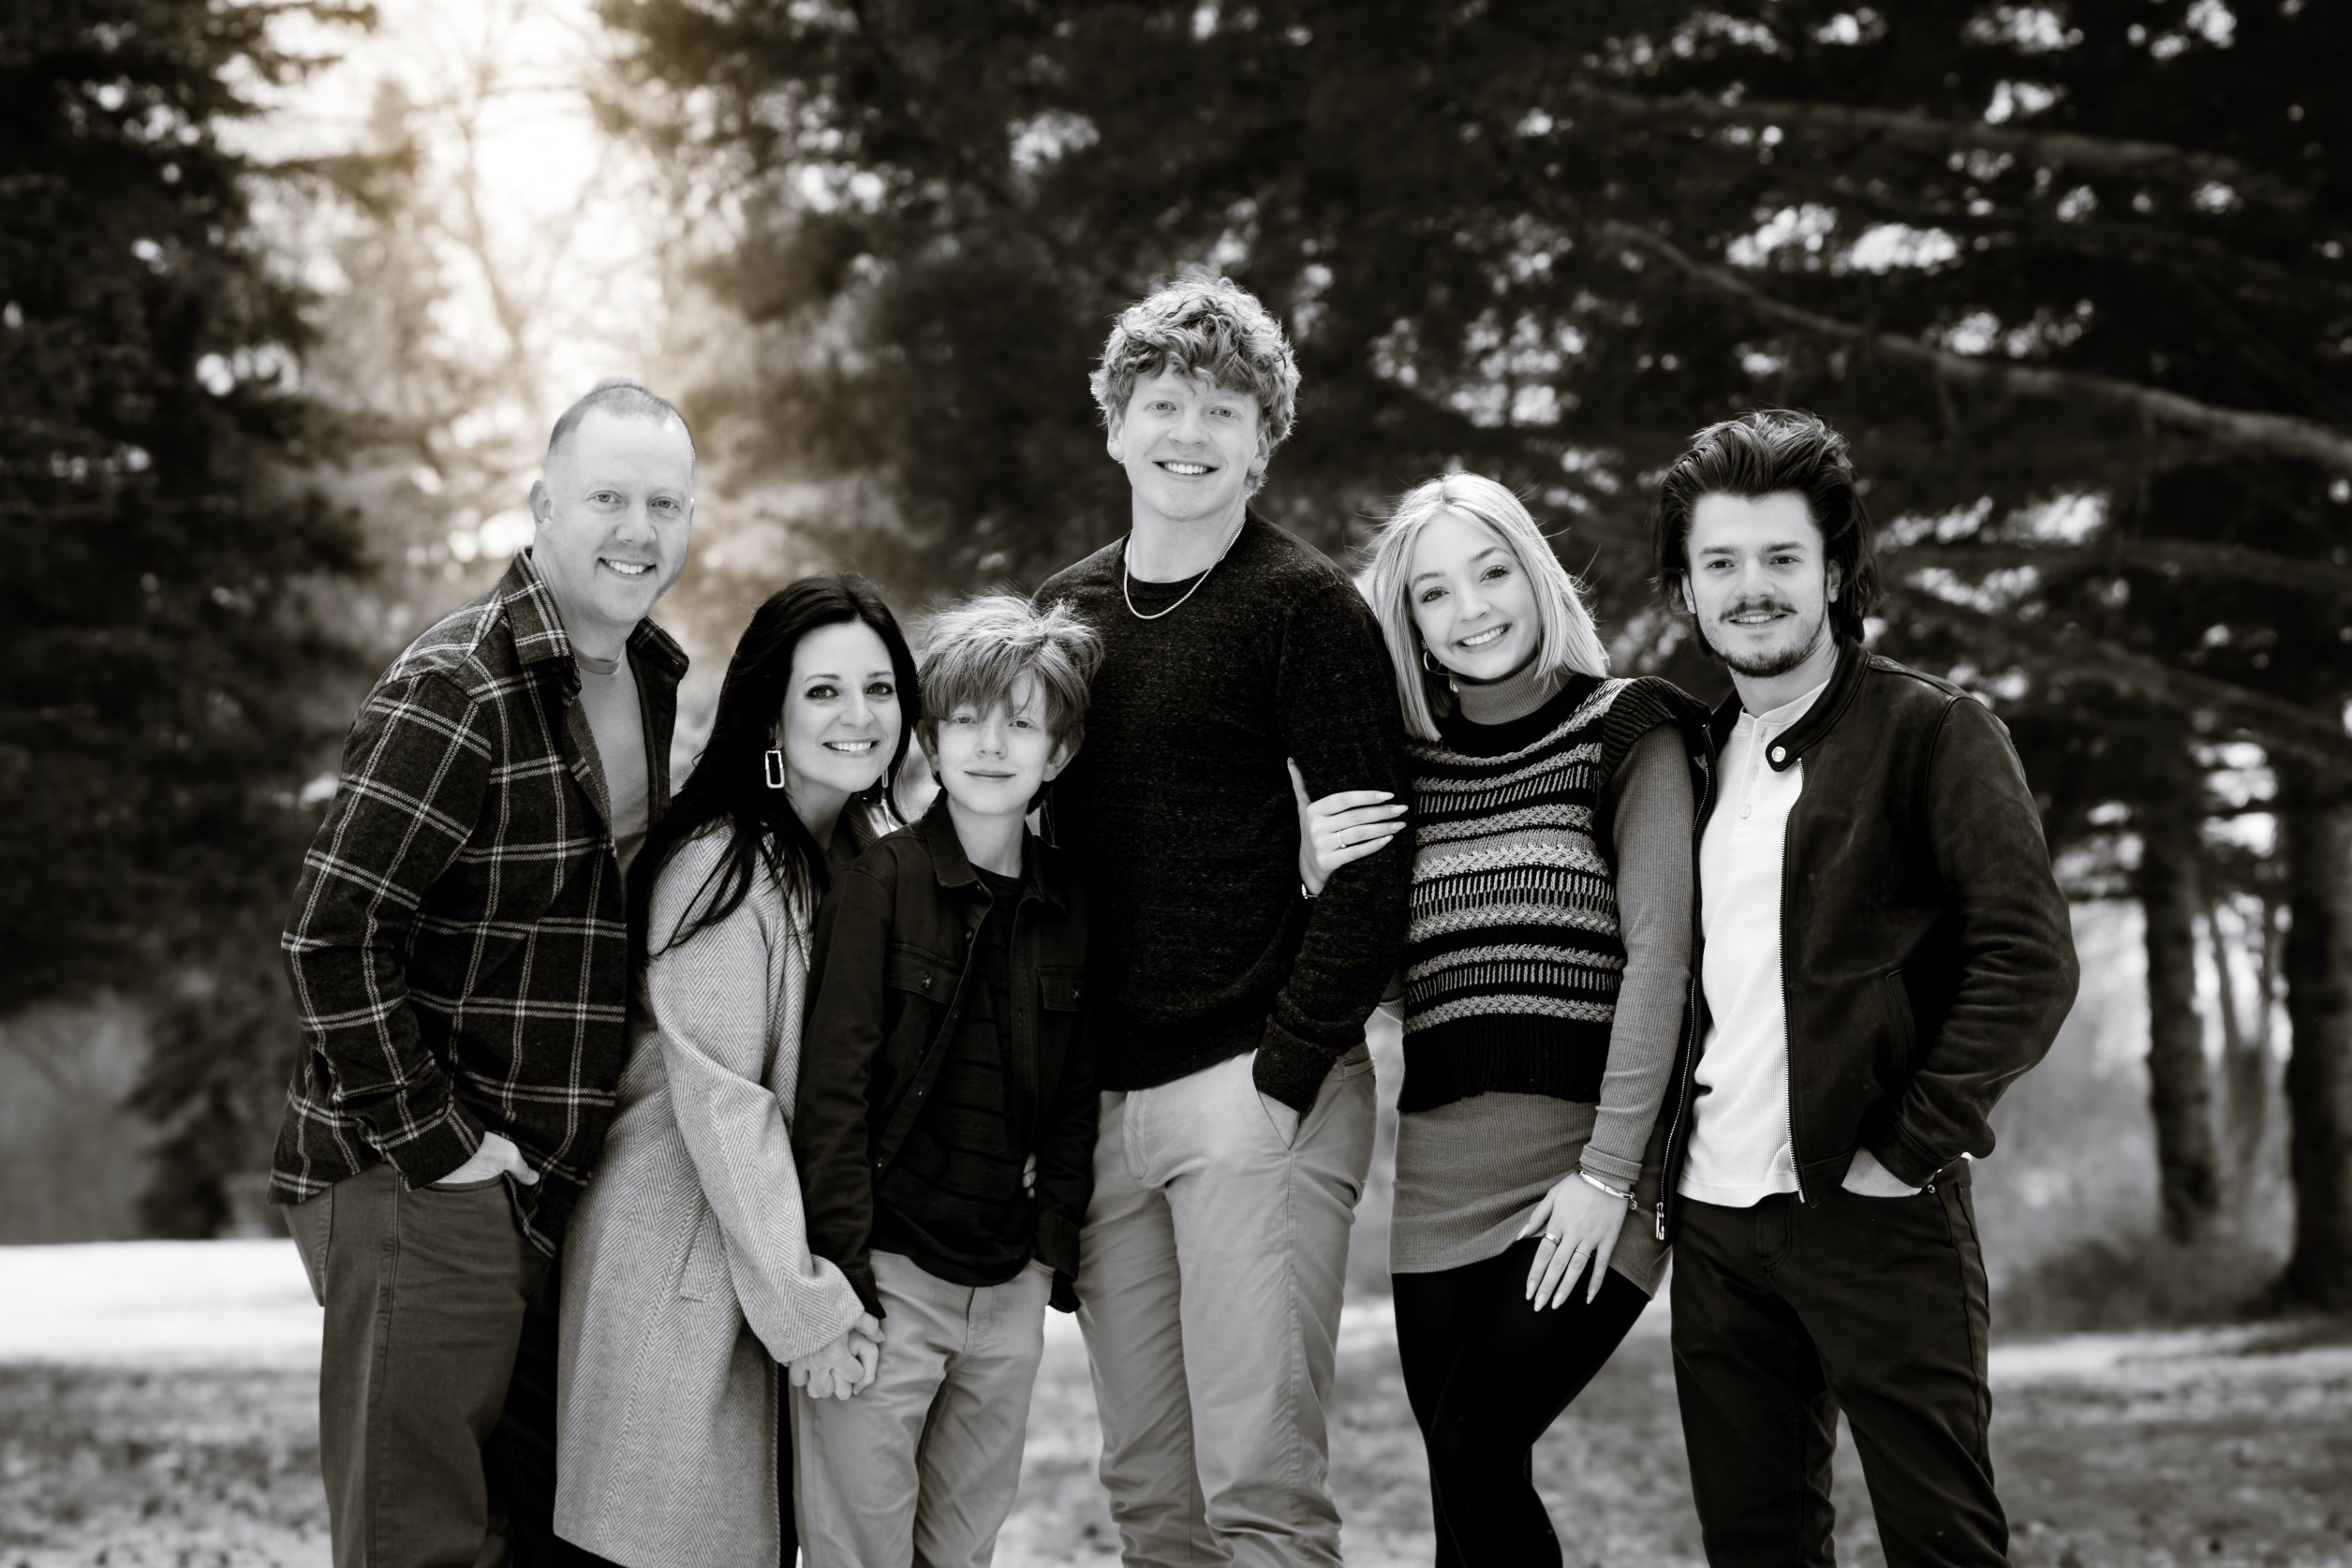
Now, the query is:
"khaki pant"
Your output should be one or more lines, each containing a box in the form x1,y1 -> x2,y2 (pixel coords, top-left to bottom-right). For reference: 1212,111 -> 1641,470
1077,1044 -> 1377,1568
288,1161 -> 548,1568
791,1250 -> 1055,1568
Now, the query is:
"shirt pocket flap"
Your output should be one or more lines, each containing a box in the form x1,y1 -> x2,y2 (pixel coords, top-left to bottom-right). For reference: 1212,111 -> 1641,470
884,943 -> 951,1000
1039,968 -> 1084,1013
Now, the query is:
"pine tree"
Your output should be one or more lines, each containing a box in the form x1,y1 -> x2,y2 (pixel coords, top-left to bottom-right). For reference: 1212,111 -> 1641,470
2,0 -> 372,1233
603,0 -> 2352,1299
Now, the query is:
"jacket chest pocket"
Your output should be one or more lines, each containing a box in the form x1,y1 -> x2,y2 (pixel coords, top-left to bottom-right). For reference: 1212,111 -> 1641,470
880,942 -> 957,1071
451,762 -> 589,923
1039,968 -> 1084,1015
1036,967 -> 1084,1063
884,942 -> 958,1003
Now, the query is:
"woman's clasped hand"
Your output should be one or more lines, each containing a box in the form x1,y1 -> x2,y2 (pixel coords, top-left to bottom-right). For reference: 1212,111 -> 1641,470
789,1312 -> 886,1400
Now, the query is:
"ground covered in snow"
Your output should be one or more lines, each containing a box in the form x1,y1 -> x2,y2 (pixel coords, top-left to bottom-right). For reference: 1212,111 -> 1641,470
3,1242 -> 2349,1567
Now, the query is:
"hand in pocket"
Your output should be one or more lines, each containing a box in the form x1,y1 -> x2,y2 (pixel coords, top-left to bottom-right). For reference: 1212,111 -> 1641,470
1257,1090 -> 1302,1149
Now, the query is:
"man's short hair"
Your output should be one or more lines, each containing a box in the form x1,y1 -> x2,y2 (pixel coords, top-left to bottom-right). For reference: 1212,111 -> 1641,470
916,593 -> 1104,758
1651,408 -> 1880,644
1089,272 -> 1301,490
545,378 -> 696,468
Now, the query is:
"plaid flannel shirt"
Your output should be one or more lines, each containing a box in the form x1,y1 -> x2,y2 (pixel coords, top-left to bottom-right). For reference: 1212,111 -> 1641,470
270,552 -> 687,1254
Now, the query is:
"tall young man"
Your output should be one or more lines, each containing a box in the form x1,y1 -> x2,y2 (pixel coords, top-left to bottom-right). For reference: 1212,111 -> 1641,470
1038,274 -> 1410,1567
272,381 -> 694,1568
1650,410 -> 2078,1566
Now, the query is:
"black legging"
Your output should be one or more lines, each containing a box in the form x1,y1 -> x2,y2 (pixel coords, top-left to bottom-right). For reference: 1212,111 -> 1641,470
1393,1235 -> 1651,1568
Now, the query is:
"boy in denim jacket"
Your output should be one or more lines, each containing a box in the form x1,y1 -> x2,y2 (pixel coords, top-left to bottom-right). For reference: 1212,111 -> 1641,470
793,593 -> 1102,1566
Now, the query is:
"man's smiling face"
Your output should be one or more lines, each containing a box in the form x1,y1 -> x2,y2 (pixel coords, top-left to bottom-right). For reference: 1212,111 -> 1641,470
1680,489 -> 1842,679
527,407 -> 694,647
1109,365 -> 1268,533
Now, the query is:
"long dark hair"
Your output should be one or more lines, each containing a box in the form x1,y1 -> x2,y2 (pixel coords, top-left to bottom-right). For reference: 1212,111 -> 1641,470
629,576 -> 920,969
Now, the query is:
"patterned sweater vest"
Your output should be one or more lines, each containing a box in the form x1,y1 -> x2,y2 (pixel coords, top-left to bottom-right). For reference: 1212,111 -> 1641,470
1399,674 -> 1674,1114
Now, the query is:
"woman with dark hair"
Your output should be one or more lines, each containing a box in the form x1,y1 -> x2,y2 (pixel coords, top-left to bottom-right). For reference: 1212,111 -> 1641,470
552,576 -> 920,1568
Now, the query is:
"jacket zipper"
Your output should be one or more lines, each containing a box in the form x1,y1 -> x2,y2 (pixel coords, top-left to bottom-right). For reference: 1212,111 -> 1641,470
1657,972 -> 1703,1242
1778,766 -> 1805,1205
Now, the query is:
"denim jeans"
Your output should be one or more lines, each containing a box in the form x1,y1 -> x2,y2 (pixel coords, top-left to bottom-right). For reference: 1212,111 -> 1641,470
1670,1161 -> 2004,1567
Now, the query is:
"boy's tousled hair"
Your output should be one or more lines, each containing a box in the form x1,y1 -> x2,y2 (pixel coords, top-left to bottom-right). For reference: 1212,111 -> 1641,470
1089,271 -> 1301,494
1652,408 -> 1880,644
916,593 -> 1104,759
1363,473 -> 1610,743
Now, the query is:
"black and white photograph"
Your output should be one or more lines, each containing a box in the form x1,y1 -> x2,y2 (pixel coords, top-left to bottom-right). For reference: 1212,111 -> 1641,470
5,2 -> 2350,1565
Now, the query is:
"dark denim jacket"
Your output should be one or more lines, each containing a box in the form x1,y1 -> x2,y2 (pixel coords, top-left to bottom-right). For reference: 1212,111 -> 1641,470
795,793 -> 1096,1315
1656,640 -> 2079,1239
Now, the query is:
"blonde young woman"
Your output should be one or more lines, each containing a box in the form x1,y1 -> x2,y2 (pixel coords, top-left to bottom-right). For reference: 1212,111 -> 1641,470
1300,475 -> 1710,1568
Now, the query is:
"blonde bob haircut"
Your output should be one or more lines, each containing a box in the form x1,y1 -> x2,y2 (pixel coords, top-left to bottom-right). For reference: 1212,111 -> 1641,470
1363,473 -> 1610,743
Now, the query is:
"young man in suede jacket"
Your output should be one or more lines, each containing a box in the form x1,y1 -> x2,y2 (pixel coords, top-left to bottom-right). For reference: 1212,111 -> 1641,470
1651,409 -> 2079,1568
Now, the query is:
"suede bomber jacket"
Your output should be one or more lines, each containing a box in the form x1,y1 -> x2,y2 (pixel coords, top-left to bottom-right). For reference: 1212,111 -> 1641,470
795,795 -> 1097,1316
1655,639 -> 2080,1239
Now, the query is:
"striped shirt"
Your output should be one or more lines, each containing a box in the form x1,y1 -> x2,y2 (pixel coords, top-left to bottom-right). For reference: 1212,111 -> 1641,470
269,551 -> 687,1254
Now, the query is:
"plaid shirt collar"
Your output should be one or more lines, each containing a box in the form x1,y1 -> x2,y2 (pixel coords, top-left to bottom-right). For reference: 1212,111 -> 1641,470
499,550 -> 689,685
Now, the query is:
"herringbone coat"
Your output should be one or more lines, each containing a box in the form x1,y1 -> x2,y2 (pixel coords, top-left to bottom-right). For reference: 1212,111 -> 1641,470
555,827 -> 865,1565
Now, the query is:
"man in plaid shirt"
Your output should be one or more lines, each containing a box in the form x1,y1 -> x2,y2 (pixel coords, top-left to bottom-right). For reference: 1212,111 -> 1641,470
272,380 -> 694,1568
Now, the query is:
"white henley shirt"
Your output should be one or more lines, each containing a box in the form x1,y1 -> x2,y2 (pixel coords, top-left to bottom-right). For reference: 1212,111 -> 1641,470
1677,675 -> 1831,1208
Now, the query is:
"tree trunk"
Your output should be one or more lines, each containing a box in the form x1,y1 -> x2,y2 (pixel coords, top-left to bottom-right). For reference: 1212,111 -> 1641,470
2207,896 -> 2274,1187
2277,763 -> 2352,1309
2140,814 -> 2222,1242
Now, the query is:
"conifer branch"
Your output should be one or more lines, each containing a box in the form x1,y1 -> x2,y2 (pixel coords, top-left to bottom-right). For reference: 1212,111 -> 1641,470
1596,222 -> 2352,474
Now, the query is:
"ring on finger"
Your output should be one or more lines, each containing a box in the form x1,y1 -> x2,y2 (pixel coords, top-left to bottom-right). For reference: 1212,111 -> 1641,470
1539,1231 -> 1562,1247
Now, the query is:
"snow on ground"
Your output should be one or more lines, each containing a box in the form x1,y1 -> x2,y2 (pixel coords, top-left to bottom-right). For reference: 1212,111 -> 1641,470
0,1241 -> 321,1368
0,1238 -> 2287,1383
7,1242 -> 2352,1568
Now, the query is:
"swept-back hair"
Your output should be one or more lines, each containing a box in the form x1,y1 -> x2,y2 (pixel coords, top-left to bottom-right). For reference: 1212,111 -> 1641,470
1363,473 -> 1610,742
628,576 -> 918,969
916,593 -> 1103,757
1651,408 -> 1879,644
546,377 -> 695,467
1089,270 -> 1301,492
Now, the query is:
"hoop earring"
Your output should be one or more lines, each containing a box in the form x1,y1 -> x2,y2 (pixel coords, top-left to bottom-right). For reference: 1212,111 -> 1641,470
763,747 -> 787,791
1420,646 -> 1448,677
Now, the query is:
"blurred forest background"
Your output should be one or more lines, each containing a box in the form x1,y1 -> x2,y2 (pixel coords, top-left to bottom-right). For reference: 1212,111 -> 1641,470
7,0 -> 2351,1331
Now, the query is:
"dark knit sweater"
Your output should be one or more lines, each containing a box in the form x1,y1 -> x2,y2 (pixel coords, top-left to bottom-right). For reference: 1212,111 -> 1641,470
1038,514 -> 1411,1111
1400,673 -> 1694,1114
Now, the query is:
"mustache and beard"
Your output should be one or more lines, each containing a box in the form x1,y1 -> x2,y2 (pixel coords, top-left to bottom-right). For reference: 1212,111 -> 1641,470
1696,594 -> 1832,679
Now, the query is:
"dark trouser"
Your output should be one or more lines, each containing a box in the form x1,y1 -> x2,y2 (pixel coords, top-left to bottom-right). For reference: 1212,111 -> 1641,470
1393,1236 -> 1652,1568
288,1162 -> 550,1568
1670,1163 -> 2004,1568
492,1263 -> 599,1568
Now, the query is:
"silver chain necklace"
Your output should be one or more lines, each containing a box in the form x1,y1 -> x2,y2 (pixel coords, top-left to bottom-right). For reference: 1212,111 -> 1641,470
1122,514 -> 1249,622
